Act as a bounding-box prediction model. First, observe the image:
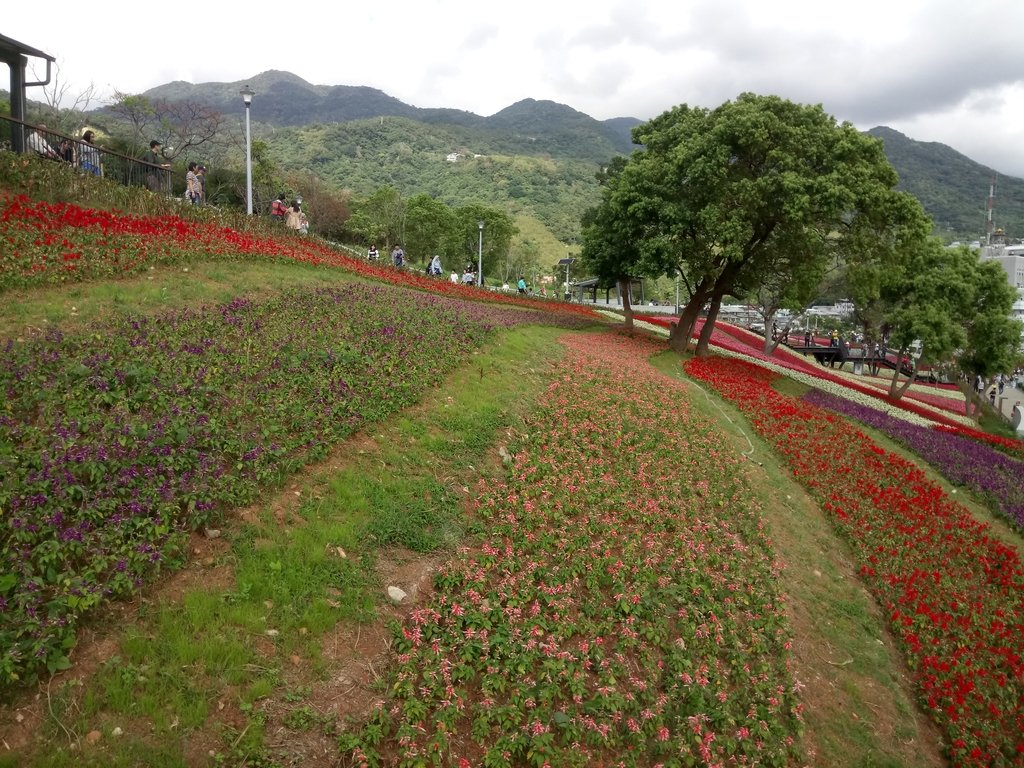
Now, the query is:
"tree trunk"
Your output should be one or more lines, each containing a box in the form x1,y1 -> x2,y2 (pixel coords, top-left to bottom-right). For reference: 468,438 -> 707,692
669,286 -> 710,353
957,379 -> 982,419
888,348 -> 918,399
695,295 -> 723,358
887,349 -> 907,397
619,277 -> 634,331
762,311 -> 788,356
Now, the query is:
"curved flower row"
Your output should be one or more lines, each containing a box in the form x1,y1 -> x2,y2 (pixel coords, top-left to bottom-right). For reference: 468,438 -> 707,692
709,322 -> 968,415
0,194 -> 601,322
342,331 -> 805,766
803,388 -> 1024,530
0,283 -> 592,687
635,314 -> 976,428
935,423 -> 1024,462
684,355 -> 1024,766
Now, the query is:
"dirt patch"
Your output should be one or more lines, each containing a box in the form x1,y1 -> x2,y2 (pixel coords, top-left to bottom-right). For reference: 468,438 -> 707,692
250,547 -> 442,768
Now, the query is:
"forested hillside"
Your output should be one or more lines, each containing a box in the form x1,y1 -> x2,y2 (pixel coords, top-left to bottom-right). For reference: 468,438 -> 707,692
264,117 -> 603,240
868,127 -> 1024,239
9,69 -> 1024,244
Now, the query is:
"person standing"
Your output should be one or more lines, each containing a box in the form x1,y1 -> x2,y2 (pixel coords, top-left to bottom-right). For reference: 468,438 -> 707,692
57,137 -> 76,164
185,162 -> 202,205
270,193 -> 288,222
142,140 -> 170,192
517,276 -> 527,294
196,164 -> 207,204
367,245 -> 379,261
391,245 -> 405,268
27,124 -> 59,160
286,201 -> 308,234
429,254 -> 442,276
80,130 -> 102,176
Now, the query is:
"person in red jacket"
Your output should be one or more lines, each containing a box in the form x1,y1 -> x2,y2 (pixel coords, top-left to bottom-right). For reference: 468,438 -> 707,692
270,193 -> 288,222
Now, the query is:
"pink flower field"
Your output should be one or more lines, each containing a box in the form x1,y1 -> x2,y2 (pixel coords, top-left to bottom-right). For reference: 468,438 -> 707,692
342,331 -> 805,766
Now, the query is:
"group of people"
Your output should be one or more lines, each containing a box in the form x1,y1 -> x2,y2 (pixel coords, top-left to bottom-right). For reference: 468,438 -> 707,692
364,245 -> 445,276
28,126 -> 214,203
270,193 -> 309,234
364,244 -> 405,266
976,371 -> 1021,404
27,124 -> 104,178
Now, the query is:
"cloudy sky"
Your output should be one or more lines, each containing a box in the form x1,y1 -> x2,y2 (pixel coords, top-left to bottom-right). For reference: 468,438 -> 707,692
7,0 -> 1024,178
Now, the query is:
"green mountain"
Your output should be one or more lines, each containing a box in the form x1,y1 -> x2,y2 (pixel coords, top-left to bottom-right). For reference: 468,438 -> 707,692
143,71 -> 637,161
867,126 -> 1024,241
96,73 -> 1024,242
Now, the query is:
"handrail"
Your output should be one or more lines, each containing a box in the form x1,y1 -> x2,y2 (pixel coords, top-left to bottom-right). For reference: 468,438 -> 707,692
0,113 -> 178,196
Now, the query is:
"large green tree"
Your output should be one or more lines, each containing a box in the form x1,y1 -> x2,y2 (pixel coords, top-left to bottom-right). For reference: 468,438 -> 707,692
580,157 -> 645,330
951,257 -> 1023,416
346,186 -> 406,250
601,93 -> 925,355
452,204 -> 516,283
404,194 -> 455,266
880,240 -> 976,397
878,242 -> 1022,411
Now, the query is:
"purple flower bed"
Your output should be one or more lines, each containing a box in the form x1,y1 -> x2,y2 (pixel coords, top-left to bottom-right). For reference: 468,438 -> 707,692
0,282 -> 588,686
803,389 -> 1024,531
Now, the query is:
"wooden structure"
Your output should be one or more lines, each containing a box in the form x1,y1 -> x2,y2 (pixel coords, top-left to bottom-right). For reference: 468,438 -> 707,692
573,277 -> 645,305
0,33 -> 55,154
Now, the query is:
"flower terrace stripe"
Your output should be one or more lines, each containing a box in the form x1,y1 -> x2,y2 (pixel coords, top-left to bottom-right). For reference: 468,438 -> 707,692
683,355 -> 1024,766
0,283 -> 592,686
342,331 -> 805,767
0,194 -> 600,321
803,388 -> 1024,531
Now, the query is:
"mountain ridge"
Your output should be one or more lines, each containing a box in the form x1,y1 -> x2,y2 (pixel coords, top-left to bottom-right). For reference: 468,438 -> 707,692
135,71 -> 1024,239
141,70 -> 640,158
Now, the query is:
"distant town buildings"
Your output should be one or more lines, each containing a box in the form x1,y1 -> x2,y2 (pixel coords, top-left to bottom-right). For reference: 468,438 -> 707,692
974,230 -> 1024,344
445,152 -> 484,163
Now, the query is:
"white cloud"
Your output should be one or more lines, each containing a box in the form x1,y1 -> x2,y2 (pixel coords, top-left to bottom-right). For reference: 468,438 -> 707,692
4,0 -> 1024,177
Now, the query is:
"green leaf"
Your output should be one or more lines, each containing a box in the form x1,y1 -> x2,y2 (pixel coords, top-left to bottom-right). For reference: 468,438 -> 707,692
0,573 -> 17,593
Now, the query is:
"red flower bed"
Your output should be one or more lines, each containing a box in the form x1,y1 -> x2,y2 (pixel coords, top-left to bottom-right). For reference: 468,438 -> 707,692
0,195 -> 601,321
684,355 -> 1024,766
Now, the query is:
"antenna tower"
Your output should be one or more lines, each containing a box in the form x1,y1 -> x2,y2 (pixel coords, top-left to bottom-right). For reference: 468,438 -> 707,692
985,173 -> 997,245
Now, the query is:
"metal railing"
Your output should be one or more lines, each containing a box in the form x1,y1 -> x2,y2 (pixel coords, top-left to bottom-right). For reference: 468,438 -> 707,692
0,114 -> 177,196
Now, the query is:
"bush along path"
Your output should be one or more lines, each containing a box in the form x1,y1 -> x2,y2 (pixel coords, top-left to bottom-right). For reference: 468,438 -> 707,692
0,282 -> 592,688
340,330 -> 805,767
684,355 -> 1024,766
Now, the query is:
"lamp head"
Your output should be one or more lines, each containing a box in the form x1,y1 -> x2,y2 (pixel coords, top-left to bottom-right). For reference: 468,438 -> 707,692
240,86 -> 255,106
477,220 -> 484,231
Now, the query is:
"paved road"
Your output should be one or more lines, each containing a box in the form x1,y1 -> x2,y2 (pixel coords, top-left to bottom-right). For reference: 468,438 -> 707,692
991,384 -> 1024,424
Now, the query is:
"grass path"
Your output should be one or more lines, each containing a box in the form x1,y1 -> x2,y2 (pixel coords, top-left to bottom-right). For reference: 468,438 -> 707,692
0,326 -> 566,768
651,351 -> 945,766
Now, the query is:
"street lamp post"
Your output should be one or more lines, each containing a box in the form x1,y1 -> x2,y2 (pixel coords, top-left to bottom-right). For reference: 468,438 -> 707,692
557,256 -> 576,301
240,86 -> 254,215
477,220 -> 484,287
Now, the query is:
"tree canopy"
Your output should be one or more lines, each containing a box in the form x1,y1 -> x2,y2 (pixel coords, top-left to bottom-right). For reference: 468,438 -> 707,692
585,93 -> 931,354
